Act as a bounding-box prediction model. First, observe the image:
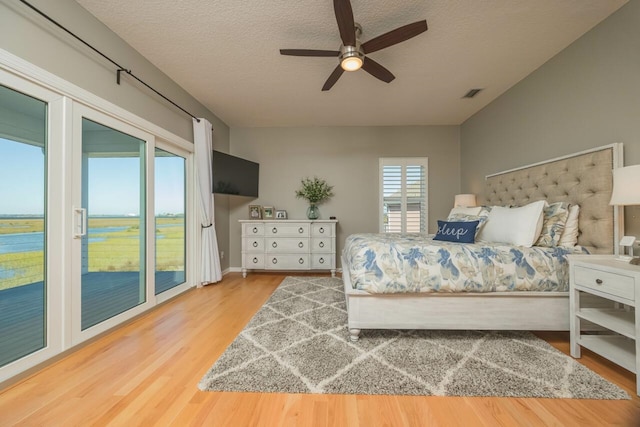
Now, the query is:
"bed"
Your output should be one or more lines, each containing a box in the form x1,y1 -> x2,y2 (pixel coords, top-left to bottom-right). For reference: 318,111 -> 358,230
342,144 -> 623,341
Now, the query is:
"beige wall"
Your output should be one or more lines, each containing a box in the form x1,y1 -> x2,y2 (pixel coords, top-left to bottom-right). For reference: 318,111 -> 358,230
460,0 -> 640,236
1,0 -> 232,269
228,126 -> 460,269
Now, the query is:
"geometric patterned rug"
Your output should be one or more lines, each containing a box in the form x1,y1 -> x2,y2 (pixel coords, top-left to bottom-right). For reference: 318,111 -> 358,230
199,276 -> 629,399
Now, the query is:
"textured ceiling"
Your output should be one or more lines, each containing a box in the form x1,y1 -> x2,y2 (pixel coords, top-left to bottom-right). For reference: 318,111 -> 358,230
74,0 -> 626,127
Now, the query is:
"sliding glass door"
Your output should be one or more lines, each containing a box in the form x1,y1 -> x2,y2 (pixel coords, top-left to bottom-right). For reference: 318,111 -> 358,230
0,85 -> 47,368
0,57 -> 194,383
74,111 -> 152,336
154,148 -> 186,294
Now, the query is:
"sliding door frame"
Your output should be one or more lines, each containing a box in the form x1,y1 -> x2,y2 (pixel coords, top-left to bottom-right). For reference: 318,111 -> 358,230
0,49 -> 196,384
0,68 -> 65,380
154,139 -> 194,304
71,103 -> 157,345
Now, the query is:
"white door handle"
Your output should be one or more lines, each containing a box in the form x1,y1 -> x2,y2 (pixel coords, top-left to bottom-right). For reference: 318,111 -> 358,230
74,207 -> 87,238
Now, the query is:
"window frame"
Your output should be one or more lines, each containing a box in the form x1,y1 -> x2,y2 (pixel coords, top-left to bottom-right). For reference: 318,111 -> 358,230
0,68 -> 65,381
379,157 -> 429,233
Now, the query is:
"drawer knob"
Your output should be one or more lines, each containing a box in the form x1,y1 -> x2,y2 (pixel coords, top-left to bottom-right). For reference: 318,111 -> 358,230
299,258 -> 304,264
272,227 -> 278,233
253,241 -> 258,248
272,258 -> 278,264
319,227 -> 324,233
319,257 -> 325,264
319,242 -> 325,248
252,227 -> 258,233
252,257 -> 258,264
298,227 -> 304,233
272,242 -> 278,248
298,241 -> 304,248
595,279 -> 603,285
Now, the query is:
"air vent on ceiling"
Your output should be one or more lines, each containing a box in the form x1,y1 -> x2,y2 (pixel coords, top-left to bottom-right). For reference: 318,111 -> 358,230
463,88 -> 482,98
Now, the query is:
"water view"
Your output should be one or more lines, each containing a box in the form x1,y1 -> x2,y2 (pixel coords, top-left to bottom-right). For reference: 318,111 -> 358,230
0,216 -> 185,291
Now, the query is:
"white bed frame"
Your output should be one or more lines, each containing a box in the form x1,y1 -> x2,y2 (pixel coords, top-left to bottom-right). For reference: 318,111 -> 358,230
344,144 -> 623,341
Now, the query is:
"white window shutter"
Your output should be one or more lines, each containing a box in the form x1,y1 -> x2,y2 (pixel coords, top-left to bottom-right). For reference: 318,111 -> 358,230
380,158 -> 428,233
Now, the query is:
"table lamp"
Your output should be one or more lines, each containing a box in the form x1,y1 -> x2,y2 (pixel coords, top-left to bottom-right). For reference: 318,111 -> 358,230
454,194 -> 477,208
609,165 -> 640,264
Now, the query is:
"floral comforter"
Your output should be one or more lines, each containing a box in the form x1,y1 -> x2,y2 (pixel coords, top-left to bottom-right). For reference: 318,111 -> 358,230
343,233 -> 586,294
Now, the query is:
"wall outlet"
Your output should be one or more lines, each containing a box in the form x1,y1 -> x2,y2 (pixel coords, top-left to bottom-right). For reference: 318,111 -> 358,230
220,251 -> 224,259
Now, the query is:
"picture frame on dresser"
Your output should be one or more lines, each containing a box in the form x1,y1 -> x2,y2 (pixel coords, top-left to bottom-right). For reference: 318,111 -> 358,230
275,210 -> 287,219
262,206 -> 274,219
249,205 -> 262,219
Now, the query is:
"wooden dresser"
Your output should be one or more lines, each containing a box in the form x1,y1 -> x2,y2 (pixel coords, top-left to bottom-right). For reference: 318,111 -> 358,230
239,219 -> 337,277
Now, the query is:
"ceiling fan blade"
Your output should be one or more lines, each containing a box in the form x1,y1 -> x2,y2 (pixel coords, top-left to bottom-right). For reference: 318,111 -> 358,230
362,20 -> 428,54
322,65 -> 345,91
333,0 -> 356,46
361,57 -> 395,83
280,49 -> 340,57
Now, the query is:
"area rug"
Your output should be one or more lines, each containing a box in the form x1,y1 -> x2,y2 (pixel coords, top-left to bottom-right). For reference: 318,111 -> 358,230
199,276 -> 629,399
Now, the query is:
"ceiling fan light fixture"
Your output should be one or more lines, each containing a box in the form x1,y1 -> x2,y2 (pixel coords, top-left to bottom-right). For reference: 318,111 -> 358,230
278,1 -> 428,91
341,55 -> 363,71
340,45 -> 364,71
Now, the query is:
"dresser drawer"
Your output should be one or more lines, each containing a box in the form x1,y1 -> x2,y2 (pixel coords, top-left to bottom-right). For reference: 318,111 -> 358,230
266,222 -> 309,237
244,237 -> 264,252
311,237 -> 333,253
312,223 -> 334,237
266,254 -> 310,269
244,254 -> 265,269
311,254 -> 334,269
243,223 -> 264,236
265,238 -> 308,253
574,265 -> 635,300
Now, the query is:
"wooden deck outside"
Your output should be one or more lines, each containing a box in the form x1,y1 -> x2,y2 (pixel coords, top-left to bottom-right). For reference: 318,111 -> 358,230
0,271 -> 184,367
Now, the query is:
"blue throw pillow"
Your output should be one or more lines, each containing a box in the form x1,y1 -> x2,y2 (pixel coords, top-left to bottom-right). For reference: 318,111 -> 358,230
434,220 -> 479,244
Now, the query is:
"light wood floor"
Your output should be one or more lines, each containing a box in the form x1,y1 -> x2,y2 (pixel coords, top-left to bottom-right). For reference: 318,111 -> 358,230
1,273 -> 639,426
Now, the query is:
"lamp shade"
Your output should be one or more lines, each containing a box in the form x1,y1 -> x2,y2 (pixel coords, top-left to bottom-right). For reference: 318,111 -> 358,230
454,194 -> 477,208
610,165 -> 640,206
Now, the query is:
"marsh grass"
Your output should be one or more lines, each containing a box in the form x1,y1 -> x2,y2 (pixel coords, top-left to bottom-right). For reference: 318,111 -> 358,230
0,217 -> 185,291
0,219 -> 43,234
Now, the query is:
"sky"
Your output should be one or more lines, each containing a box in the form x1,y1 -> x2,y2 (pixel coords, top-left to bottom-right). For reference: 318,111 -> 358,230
0,138 -> 185,216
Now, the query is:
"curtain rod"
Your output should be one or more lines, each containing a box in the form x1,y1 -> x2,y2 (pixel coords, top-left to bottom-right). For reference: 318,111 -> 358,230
19,0 -> 201,123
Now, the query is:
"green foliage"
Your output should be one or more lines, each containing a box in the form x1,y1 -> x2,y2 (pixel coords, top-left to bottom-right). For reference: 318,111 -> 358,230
0,219 -> 43,234
295,177 -> 334,205
0,218 -> 185,291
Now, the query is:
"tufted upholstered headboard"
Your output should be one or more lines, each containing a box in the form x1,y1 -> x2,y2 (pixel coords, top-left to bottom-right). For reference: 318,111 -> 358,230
483,144 -> 623,254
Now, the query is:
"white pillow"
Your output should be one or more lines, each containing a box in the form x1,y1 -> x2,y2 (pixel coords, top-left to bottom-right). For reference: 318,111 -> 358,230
477,200 -> 546,247
558,204 -> 580,247
449,206 -> 482,216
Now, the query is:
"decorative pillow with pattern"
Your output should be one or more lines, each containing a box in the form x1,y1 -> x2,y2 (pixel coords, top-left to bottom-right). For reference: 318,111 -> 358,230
447,206 -> 491,237
449,206 -> 482,216
559,204 -> 580,247
536,202 -> 570,247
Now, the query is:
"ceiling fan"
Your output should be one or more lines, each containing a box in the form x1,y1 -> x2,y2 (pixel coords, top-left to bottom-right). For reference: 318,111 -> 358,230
280,0 -> 428,91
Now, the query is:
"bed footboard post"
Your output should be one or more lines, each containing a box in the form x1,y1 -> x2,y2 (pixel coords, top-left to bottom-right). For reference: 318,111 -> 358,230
349,328 -> 361,342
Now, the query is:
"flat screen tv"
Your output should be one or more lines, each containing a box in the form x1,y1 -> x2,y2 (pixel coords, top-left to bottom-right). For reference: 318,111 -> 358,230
212,150 -> 259,197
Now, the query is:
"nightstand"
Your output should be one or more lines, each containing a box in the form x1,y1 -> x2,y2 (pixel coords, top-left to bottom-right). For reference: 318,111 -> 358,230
568,255 -> 639,395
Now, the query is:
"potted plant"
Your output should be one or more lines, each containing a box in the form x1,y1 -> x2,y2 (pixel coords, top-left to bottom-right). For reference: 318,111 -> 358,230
295,177 -> 334,219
